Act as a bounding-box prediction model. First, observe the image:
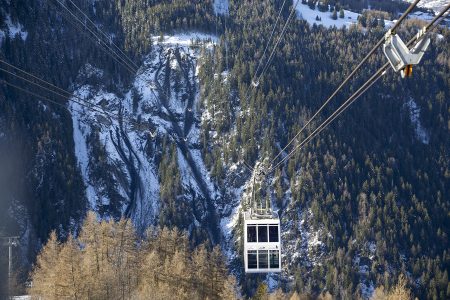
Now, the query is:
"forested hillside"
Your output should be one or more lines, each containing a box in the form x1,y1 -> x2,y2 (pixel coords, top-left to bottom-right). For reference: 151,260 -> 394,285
0,0 -> 449,299
199,1 -> 449,298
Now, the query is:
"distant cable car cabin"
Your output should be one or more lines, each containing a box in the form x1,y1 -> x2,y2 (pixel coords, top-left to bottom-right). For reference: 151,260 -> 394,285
243,210 -> 281,273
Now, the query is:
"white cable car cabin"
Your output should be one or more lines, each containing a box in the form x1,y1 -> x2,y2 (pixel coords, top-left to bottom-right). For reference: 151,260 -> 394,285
244,210 -> 281,273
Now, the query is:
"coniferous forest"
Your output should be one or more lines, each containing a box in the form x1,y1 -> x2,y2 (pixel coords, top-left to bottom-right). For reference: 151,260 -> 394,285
0,0 -> 449,299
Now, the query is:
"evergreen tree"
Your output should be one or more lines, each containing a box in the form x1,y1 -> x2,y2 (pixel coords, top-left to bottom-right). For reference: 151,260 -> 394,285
332,9 -> 338,20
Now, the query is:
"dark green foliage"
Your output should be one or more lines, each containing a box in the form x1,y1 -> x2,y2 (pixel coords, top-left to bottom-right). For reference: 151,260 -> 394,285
332,9 -> 338,20
158,140 -> 192,229
1,0 -> 449,298
199,1 -> 450,298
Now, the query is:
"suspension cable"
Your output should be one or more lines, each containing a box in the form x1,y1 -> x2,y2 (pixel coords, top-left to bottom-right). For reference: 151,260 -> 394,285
0,64 -> 157,132
66,0 -> 139,70
268,0 -> 422,169
53,0 -> 137,74
269,65 -> 387,173
243,0 -> 300,102
241,0 -> 301,177
0,65 -> 114,118
267,3 -> 450,174
257,0 -> 300,79
250,0 -> 288,87
50,0 -> 175,109
51,0 -> 190,107
0,79 -> 98,118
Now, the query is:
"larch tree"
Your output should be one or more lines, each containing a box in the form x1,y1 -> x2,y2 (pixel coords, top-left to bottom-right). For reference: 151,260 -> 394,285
54,235 -> 84,299
28,231 -> 60,300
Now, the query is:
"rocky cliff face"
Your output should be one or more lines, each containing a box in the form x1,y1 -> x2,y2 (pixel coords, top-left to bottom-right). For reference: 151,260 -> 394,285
69,34 -> 225,238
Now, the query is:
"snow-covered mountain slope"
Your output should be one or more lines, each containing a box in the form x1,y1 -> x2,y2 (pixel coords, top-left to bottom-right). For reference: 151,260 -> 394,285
406,0 -> 448,13
296,3 -> 361,29
295,3 -> 396,29
70,33 -> 224,237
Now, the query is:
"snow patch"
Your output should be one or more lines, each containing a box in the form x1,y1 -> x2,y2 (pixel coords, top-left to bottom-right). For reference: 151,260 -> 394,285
360,281 -> 375,299
214,0 -> 229,15
296,3 -> 397,29
368,241 -> 376,253
0,14 -> 28,44
296,3 -> 360,29
405,98 -> 430,144
282,207 -> 326,270
70,86 -> 97,210
406,0 -> 449,13
152,32 -> 217,49
69,32 -> 221,232
409,11 -> 435,22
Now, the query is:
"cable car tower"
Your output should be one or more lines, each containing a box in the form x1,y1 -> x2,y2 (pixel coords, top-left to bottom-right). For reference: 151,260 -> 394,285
243,164 -> 281,273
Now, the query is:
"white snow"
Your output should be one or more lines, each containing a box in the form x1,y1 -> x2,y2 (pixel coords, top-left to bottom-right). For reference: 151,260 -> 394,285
296,3 -> 360,29
296,3 -> 397,29
405,98 -> 430,144
69,32 -> 220,231
221,70 -> 229,83
408,11 -> 450,29
281,205 -> 326,271
214,0 -> 229,15
409,11 -> 435,22
71,86 -> 97,210
176,148 -> 203,196
190,149 -> 218,198
3,14 -> 28,40
359,264 -> 370,274
70,68 -> 160,227
406,0 -> 449,13
368,241 -> 376,253
152,33 -> 217,48
360,281 -> 375,299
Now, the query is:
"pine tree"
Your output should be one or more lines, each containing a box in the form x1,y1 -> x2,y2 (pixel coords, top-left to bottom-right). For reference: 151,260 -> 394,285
332,9 -> 338,20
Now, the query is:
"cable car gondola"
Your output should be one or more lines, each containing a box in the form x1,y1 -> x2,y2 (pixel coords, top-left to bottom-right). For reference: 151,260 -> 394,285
243,210 -> 281,273
243,166 -> 281,273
